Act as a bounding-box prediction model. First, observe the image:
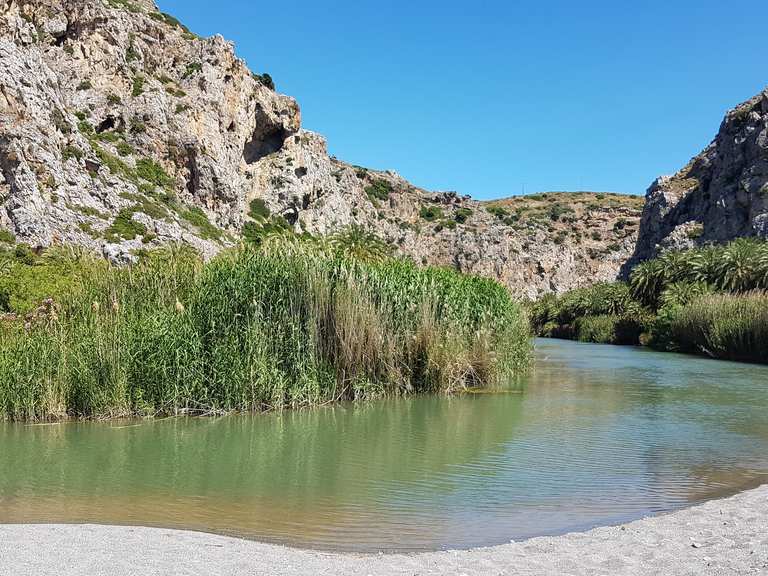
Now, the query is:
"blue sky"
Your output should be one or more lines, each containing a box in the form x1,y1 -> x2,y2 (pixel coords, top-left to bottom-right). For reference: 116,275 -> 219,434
157,0 -> 766,200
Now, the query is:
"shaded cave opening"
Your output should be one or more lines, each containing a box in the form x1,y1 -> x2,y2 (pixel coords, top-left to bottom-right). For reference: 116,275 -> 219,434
243,126 -> 290,164
96,116 -> 119,133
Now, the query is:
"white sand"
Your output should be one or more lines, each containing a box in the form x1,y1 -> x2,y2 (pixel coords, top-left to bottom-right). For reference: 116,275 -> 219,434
2,485 -> 767,575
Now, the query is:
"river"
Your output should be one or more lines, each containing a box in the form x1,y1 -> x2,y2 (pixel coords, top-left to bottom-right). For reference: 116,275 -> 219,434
1,338 -> 767,551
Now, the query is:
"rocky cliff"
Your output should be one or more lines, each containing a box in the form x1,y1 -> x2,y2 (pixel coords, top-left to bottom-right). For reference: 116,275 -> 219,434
0,0 -> 642,297
624,89 -> 768,273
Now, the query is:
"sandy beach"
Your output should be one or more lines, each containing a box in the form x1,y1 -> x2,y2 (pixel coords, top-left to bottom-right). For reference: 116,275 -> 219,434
1,485 -> 766,575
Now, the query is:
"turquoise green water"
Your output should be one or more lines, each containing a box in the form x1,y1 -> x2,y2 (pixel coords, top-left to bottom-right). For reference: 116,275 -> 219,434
1,339 -> 768,551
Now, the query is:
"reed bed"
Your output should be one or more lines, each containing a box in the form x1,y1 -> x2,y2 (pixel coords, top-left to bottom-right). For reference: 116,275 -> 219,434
668,292 -> 768,364
0,243 -> 530,421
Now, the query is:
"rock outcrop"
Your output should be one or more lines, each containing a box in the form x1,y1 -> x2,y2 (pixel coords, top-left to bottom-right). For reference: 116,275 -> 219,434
624,89 -> 768,273
0,0 -> 642,297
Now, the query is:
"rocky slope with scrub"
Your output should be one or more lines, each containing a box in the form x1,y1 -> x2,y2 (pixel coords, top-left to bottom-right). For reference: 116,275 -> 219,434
0,0 -> 642,297
624,88 -> 768,273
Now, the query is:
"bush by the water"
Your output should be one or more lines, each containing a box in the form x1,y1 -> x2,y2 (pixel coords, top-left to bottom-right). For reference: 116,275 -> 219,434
667,292 -> 768,364
0,241 -> 530,421
529,282 -> 647,345
531,238 -> 768,363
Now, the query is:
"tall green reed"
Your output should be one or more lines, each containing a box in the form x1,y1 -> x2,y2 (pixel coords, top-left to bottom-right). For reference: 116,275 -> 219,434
0,243 -> 530,421
668,292 -> 768,364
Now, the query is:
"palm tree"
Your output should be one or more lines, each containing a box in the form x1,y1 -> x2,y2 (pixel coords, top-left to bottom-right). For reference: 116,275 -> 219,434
690,246 -> 719,284
329,225 -> 393,263
755,241 -> 768,290
657,250 -> 697,285
242,215 -> 293,246
529,292 -> 557,332
630,259 -> 666,307
714,238 -> 759,292
587,282 -> 632,316
659,281 -> 711,308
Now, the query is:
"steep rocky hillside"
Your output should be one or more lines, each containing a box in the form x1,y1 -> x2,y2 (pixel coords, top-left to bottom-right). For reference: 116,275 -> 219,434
0,0 -> 641,297
624,88 -> 768,273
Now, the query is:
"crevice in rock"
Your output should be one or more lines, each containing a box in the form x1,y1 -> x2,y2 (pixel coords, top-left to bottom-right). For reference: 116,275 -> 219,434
185,145 -> 200,197
0,138 -> 19,193
294,167 -> 307,178
53,28 -> 69,47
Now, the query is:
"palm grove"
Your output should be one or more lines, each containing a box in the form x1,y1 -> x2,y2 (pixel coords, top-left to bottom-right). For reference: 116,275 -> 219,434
531,238 -> 768,364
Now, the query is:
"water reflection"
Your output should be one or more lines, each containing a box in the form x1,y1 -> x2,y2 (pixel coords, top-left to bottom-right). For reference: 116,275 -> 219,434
1,339 -> 767,551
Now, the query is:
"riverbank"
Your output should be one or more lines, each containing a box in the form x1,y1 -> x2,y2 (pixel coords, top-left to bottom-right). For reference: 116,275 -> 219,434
2,485 -> 766,575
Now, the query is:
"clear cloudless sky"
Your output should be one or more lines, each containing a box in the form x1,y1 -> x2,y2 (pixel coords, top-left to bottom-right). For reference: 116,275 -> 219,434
156,0 -> 766,200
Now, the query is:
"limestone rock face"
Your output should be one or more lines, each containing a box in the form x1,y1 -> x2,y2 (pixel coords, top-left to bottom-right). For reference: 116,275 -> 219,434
624,89 -> 768,274
0,0 -> 641,296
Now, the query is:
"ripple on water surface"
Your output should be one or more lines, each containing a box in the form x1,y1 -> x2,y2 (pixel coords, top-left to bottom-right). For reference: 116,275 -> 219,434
2,338 -> 768,551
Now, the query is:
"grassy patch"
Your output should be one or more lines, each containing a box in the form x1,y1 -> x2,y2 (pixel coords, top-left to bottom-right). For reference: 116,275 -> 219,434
149,11 -> 196,36
136,158 -> 174,188
0,246 -> 101,313
116,141 -> 134,157
176,205 -> 222,240
419,205 -> 444,222
77,222 -> 99,238
182,62 -> 202,80
97,132 -> 122,144
91,142 -> 138,185
77,120 -> 95,136
248,198 -> 271,220
104,208 -> 148,242
487,205 -> 509,219
365,178 -> 393,202
106,0 -> 141,12
62,145 -> 83,161
66,203 -> 109,220
132,75 -> 146,97
0,229 -> 15,244
120,192 -> 170,220
129,118 -> 147,134
454,207 -> 473,224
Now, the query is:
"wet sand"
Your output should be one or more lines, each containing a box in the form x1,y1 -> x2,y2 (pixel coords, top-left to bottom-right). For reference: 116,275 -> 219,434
1,485 -> 767,575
